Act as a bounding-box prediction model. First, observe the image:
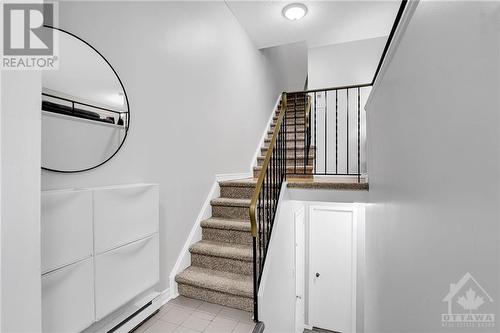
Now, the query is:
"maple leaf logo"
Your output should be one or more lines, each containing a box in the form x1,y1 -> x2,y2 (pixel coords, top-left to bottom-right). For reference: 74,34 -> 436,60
457,288 -> 485,313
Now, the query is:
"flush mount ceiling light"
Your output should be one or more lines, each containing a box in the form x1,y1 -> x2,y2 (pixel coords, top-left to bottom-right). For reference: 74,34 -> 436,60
282,3 -> 308,21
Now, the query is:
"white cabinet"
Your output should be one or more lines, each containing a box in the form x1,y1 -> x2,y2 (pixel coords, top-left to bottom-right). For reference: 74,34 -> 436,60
41,190 -> 93,273
41,184 -> 159,333
42,258 -> 94,333
95,234 -> 160,320
94,184 -> 159,253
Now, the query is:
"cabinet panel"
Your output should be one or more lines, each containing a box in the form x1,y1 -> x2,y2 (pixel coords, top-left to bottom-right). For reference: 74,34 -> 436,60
95,233 -> 159,320
41,190 -> 93,273
42,258 -> 94,333
94,184 -> 159,253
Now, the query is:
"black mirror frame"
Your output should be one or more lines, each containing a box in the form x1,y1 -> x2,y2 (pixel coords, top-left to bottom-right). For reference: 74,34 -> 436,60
41,25 -> 130,173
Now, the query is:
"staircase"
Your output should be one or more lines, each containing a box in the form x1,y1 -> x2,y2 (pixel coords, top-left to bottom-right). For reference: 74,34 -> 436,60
175,92 -> 313,312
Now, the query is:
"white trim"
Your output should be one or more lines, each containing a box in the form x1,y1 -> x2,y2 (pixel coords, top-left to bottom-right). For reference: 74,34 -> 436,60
294,206 -> 306,333
169,172 -> 252,299
365,0 -> 420,110
303,324 -> 313,330
249,93 -> 282,173
112,289 -> 170,333
307,203 -> 358,333
256,182 -> 288,318
86,289 -> 170,333
215,172 -> 252,182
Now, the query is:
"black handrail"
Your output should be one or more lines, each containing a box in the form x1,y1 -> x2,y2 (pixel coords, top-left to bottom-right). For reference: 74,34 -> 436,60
42,92 -> 126,115
372,0 -> 408,85
249,93 -> 288,322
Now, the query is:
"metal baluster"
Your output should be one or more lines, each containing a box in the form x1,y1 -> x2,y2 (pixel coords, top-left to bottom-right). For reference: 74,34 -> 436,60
294,95 -> 297,175
358,87 -> 361,183
304,94 -> 306,174
335,90 -> 338,175
324,90 -> 327,174
314,92 -> 317,174
347,89 -> 349,174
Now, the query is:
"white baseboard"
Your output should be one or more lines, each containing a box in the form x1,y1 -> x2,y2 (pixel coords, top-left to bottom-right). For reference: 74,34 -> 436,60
215,172 -> 252,182
169,172 -> 252,298
114,289 -> 171,333
85,288 -> 170,333
249,93 -> 282,174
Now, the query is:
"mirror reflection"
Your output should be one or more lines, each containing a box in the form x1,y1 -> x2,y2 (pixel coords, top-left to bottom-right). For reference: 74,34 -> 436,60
41,27 -> 129,172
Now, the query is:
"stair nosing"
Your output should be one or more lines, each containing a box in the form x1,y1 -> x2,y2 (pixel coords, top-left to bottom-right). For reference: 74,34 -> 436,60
201,218 -> 251,231
175,266 -> 252,298
189,240 -> 252,261
210,197 -> 251,208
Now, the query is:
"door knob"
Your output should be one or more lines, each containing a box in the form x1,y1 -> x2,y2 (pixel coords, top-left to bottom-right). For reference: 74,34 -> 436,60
315,272 -> 320,278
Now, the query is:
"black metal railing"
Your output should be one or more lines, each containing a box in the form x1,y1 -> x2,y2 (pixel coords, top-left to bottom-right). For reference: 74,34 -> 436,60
249,93 -> 288,322
42,92 -> 127,126
286,83 -> 372,182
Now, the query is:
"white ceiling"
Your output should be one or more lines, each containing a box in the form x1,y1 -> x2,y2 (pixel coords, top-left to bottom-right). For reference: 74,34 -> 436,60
225,1 -> 401,49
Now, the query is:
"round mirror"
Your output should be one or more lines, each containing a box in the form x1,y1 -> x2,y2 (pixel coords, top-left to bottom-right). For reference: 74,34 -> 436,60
41,27 -> 129,173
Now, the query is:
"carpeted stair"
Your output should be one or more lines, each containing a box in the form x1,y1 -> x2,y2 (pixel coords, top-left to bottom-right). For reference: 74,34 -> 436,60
175,178 -> 256,311
175,92 -> 313,312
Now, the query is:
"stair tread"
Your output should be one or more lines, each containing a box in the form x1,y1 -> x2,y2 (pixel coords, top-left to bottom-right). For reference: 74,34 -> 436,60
268,128 -> 305,134
253,165 -> 313,171
257,154 -> 314,160
218,178 -> 256,188
175,266 -> 252,298
190,240 -> 252,261
262,145 -> 315,151
211,197 -> 251,207
201,217 -> 251,231
264,137 -> 305,142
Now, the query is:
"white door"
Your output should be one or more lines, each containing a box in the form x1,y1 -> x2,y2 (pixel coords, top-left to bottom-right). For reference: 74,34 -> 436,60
310,206 -> 355,333
294,208 -> 305,333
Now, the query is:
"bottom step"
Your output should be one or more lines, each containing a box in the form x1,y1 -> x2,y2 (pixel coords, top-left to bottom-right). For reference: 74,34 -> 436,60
175,266 -> 253,312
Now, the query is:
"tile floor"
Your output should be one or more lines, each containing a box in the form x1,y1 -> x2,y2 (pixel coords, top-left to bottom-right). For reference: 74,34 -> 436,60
133,296 -> 255,333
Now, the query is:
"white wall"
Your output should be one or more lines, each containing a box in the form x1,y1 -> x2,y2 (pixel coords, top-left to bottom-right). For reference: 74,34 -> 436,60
261,42 -> 308,92
41,1 -> 281,294
1,71 -> 42,332
308,36 -> 387,89
365,2 -> 500,332
258,189 -> 303,333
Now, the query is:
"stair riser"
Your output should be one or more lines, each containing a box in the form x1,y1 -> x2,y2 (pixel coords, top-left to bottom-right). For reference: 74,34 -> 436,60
220,186 -> 255,199
177,284 -> 253,312
272,119 -> 306,126
260,149 -> 315,158
191,254 -> 252,276
212,205 -> 249,220
253,169 -> 313,178
274,113 -> 306,121
270,125 -> 305,132
202,228 -> 252,245
253,164 -> 313,178
263,141 -> 309,149
266,133 -> 306,141
257,159 -> 313,167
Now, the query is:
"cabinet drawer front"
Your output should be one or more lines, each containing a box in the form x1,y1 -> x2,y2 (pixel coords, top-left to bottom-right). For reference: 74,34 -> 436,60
94,184 -> 159,253
95,233 -> 159,320
42,258 -> 94,333
41,190 -> 93,273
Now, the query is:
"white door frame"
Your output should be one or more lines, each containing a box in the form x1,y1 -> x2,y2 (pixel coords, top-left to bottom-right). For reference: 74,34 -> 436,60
308,203 -> 358,333
294,207 -> 305,333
